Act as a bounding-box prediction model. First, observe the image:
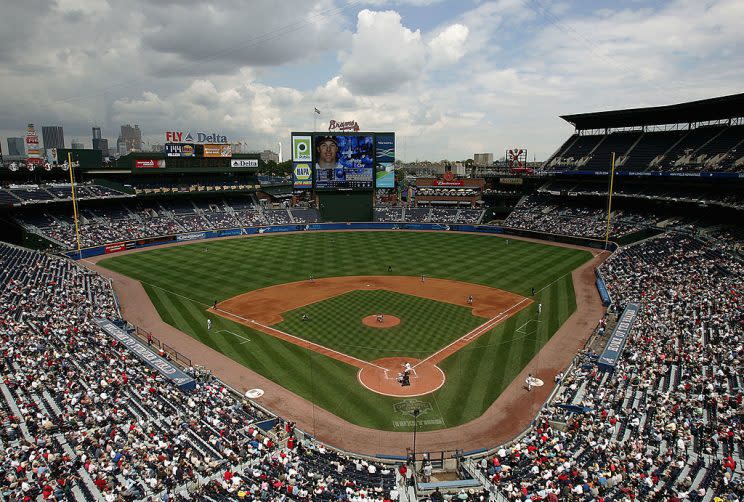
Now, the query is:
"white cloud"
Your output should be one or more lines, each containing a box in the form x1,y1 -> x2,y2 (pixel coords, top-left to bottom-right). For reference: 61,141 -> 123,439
339,10 -> 471,95
428,24 -> 470,66
340,10 -> 428,95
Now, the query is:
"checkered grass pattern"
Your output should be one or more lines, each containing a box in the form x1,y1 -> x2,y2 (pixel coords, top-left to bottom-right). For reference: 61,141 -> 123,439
275,290 -> 486,361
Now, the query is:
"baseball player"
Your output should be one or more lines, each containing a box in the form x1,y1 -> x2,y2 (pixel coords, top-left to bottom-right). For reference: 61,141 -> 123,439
207,318 -> 212,330
538,303 -> 542,315
467,295 -> 473,305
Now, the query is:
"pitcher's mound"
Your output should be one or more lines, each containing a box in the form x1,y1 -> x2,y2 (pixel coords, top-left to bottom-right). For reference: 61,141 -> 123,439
362,315 -> 400,328
358,357 -> 445,397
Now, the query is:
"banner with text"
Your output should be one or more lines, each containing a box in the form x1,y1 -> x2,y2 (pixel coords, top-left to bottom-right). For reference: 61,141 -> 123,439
231,159 -> 258,168
202,144 -> 232,158
597,303 -> 640,371
95,318 -> 196,392
293,162 -> 313,188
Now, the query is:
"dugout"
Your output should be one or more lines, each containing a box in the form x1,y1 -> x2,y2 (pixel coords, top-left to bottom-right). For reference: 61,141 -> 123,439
316,191 -> 373,222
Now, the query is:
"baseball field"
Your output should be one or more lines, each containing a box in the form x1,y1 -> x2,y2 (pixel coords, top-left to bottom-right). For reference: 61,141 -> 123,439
98,231 -> 592,432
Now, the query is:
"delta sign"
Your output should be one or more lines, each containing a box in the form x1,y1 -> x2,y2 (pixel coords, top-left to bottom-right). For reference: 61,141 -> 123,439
165,131 -> 228,144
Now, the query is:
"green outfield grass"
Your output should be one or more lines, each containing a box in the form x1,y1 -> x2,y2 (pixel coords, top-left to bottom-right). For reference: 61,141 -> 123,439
99,231 -> 592,432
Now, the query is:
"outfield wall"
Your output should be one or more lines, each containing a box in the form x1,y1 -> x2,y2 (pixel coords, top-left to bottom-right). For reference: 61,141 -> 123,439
66,222 -> 619,259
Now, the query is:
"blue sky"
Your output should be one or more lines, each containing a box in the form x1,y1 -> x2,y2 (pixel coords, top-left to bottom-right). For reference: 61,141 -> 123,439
1,0 -> 742,161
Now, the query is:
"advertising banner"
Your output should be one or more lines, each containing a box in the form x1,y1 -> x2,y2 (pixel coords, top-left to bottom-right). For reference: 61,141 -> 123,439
375,134 -> 395,162
293,162 -> 313,188
166,131 -> 228,143
231,159 -> 259,168
104,242 -> 127,254
95,319 -> 196,392
376,162 -> 395,188
135,159 -> 166,169
165,143 -> 196,157
203,144 -> 232,158
597,303 -> 640,371
46,148 -> 58,164
433,180 -> 465,186
292,135 -> 312,162
177,232 -> 206,241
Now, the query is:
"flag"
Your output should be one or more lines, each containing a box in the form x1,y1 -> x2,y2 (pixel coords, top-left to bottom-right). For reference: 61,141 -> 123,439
314,107 -> 321,114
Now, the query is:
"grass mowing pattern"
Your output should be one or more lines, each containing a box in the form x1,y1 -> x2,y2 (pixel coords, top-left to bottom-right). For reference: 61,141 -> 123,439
275,290 -> 487,361
100,232 -> 591,431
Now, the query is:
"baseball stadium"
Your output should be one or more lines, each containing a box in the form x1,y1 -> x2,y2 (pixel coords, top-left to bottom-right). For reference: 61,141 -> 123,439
1,20 -> 743,496
1,93 -> 742,500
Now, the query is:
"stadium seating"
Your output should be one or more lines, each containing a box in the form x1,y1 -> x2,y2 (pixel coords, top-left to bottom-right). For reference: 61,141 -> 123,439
0,242 -> 398,501
503,195 -> 651,239
545,124 -> 744,173
1,184 -> 130,205
372,206 -> 484,224
469,232 -> 742,500
14,198 -> 321,250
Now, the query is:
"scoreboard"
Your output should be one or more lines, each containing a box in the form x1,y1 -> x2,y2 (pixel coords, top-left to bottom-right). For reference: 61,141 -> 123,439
291,131 -> 395,190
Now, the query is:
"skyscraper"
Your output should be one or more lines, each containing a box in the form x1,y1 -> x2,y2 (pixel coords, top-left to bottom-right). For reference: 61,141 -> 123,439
119,124 -> 142,153
71,140 -> 84,149
7,137 -> 24,156
92,127 -> 109,156
42,125 -> 65,149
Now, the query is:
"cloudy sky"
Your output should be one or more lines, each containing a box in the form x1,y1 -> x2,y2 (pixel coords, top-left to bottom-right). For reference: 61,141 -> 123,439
1,0 -> 743,161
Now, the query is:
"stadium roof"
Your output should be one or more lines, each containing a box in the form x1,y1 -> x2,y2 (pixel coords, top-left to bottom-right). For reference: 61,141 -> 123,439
561,93 -> 744,130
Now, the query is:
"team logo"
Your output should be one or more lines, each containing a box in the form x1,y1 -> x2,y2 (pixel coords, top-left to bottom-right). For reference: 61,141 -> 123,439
292,136 -> 312,162
393,399 -> 433,417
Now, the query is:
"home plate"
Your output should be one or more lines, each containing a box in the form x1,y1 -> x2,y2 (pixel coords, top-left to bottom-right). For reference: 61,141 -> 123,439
245,389 -> 264,398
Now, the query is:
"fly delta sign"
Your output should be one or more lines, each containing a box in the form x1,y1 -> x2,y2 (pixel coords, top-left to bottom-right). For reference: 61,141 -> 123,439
165,131 -> 228,144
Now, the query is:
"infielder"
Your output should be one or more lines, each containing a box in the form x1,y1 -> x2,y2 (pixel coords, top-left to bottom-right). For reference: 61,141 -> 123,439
207,318 -> 212,330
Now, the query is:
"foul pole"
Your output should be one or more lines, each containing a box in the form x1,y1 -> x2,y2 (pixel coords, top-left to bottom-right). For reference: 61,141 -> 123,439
604,152 -> 616,249
67,152 -> 83,258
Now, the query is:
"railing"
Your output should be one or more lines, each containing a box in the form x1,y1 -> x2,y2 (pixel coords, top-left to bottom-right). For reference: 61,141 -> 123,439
135,325 -> 192,367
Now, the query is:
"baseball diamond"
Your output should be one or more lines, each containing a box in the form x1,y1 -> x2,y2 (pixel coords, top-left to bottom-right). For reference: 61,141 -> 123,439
94,230 -> 594,438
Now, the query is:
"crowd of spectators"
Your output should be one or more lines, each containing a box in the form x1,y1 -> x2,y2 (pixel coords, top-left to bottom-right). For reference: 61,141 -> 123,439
372,207 -> 483,224
17,200 -> 320,250
1,184 -> 129,206
504,195 -> 651,239
0,243 -> 397,501
473,232 -> 742,501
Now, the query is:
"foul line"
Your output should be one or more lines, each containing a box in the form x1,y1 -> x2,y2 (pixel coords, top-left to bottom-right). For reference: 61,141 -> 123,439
213,307 -> 389,373
110,278 -> 392,373
415,267 -> 577,369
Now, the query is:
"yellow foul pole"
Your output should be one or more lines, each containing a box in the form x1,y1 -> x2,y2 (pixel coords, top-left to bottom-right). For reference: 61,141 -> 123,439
68,152 -> 83,257
604,152 -> 616,248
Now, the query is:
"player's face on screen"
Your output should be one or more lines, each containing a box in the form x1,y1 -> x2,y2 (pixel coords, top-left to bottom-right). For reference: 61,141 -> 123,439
318,140 -> 338,163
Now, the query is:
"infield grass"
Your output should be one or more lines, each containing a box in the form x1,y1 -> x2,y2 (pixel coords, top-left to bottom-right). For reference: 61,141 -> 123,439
99,231 -> 591,432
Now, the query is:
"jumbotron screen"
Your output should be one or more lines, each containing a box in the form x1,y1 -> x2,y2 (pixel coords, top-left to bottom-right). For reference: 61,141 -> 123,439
314,135 -> 374,189
291,132 -> 395,190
